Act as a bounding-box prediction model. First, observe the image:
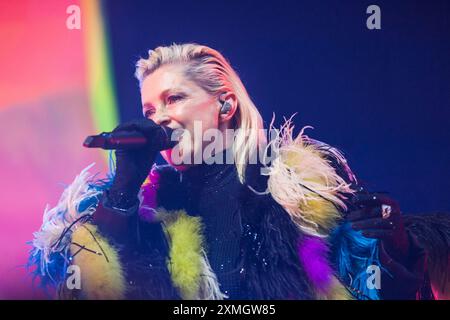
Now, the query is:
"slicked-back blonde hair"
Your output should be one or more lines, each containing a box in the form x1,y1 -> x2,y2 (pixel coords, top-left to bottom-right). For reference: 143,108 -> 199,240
135,43 -> 266,183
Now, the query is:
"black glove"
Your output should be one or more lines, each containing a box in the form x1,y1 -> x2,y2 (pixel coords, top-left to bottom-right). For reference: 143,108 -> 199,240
106,118 -> 163,210
347,191 -> 409,260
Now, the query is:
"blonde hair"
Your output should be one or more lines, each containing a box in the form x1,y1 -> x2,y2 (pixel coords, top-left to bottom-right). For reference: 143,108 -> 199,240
135,43 -> 266,183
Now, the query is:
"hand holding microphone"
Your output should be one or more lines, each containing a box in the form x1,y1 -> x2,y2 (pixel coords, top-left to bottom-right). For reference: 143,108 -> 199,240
83,118 -> 175,150
84,118 -> 176,210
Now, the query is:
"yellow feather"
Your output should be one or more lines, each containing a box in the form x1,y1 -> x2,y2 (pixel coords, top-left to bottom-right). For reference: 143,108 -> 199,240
266,119 -> 355,237
315,277 -> 353,300
159,209 -> 204,300
69,223 -> 126,299
298,198 -> 342,235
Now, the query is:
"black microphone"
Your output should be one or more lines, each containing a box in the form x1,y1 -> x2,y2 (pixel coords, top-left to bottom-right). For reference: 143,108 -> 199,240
83,126 -> 176,150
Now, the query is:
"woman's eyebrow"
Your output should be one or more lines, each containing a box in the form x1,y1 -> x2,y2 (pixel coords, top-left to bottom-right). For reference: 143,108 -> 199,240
160,87 -> 186,98
142,87 -> 187,108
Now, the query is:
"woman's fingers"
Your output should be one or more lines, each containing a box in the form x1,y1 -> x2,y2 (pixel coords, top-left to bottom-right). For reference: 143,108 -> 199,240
351,217 -> 394,230
347,207 -> 381,222
360,229 -> 394,240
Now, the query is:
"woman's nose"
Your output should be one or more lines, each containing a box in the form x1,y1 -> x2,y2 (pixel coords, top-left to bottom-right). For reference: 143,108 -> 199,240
153,111 -> 171,127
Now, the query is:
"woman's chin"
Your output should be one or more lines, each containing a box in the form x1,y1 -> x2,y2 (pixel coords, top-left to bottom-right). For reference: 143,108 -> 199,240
162,148 -> 192,171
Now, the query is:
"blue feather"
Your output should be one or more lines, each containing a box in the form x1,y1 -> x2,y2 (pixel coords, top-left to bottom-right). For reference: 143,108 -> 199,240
330,222 -> 381,300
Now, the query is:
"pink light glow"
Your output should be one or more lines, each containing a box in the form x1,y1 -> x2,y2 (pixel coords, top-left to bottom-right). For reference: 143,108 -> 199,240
0,0 -> 108,298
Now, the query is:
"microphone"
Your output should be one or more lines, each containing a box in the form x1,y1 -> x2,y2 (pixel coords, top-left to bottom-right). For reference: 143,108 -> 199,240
83,126 -> 176,150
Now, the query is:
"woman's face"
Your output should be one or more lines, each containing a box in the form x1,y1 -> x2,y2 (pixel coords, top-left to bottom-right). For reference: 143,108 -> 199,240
140,63 -> 221,169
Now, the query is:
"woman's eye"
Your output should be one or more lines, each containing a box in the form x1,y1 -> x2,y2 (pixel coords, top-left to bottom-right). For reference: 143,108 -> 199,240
144,109 -> 155,118
167,95 -> 183,104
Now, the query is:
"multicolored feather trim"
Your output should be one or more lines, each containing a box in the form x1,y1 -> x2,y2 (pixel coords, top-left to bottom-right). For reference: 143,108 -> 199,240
262,117 -> 356,237
155,208 -> 227,300
28,163 -> 114,293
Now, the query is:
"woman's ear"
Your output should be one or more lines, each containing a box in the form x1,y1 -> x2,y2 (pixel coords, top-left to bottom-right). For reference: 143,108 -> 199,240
218,92 -> 238,123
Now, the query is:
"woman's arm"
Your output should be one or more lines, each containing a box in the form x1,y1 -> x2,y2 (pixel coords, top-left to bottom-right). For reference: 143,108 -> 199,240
344,191 -> 449,299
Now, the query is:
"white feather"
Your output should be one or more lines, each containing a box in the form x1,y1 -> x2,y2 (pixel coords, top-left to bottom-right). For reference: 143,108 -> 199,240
31,163 -> 103,276
261,117 -> 356,237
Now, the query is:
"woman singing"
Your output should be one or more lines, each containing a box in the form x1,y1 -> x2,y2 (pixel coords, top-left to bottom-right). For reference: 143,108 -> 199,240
29,43 -> 449,300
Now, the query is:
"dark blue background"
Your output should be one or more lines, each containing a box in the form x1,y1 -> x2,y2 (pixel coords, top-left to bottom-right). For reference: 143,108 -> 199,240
102,0 -> 450,214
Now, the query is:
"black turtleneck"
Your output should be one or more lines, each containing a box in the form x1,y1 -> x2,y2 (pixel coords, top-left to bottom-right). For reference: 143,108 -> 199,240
179,162 -> 244,299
